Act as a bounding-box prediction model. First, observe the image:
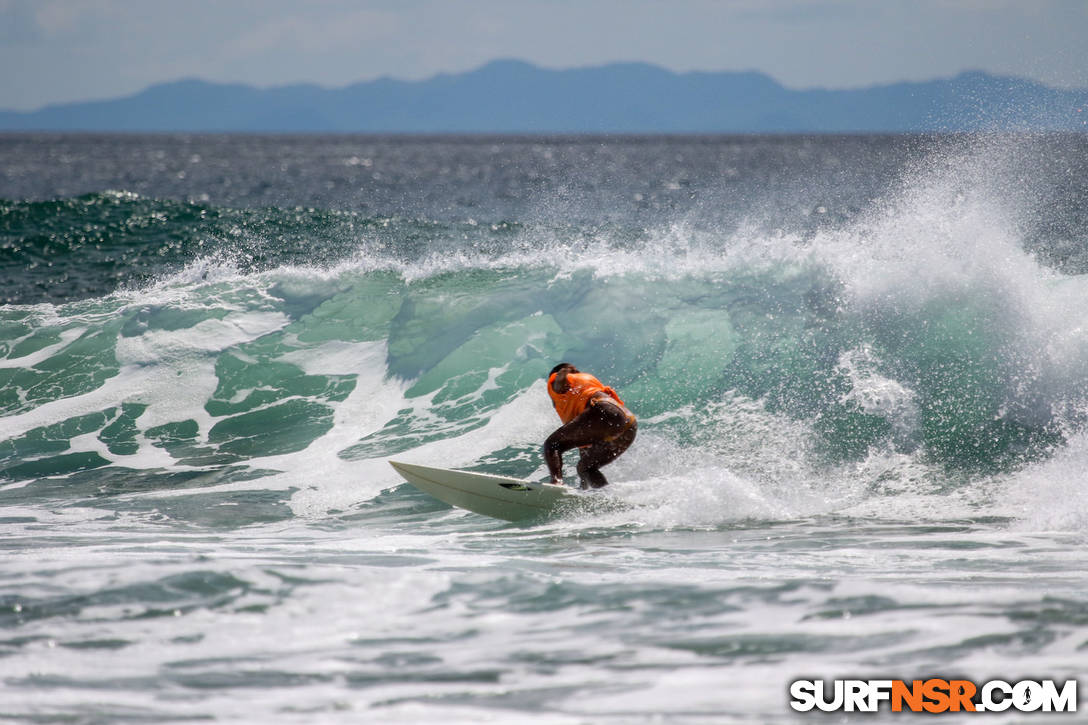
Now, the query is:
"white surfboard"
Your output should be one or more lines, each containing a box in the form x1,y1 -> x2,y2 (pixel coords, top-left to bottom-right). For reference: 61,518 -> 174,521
389,460 -> 587,522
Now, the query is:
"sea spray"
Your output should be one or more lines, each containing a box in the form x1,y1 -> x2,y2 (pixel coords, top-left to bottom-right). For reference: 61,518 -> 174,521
3,134 -> 1088,723
3,133 -> 1088,524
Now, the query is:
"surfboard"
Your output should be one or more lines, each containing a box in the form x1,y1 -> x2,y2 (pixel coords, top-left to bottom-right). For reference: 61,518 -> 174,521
388,460 -> 586,522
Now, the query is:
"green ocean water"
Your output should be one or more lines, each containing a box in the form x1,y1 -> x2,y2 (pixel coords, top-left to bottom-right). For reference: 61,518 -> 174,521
2,134 -> 1088,723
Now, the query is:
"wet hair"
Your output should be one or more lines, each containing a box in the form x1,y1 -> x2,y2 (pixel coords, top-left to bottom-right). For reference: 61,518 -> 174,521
549,362 -> 576,376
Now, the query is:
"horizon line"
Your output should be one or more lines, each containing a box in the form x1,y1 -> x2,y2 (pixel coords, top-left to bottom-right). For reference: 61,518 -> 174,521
4,58 -> 1082,116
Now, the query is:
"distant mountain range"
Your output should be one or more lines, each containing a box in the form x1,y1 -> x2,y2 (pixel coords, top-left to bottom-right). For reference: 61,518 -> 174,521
2,60 -> 1086,133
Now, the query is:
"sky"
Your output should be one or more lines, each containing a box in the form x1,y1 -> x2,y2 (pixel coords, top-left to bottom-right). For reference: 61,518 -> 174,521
2,0 -> 1087,111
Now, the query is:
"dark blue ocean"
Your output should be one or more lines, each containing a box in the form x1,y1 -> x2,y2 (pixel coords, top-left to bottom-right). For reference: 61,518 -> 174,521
2,133 -> 1088,723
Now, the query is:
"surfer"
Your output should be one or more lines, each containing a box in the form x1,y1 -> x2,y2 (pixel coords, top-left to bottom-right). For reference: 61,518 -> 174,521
544,363 -> 637,489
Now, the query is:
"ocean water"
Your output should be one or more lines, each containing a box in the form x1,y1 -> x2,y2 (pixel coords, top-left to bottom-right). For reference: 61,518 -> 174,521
2,133 -> 1088,723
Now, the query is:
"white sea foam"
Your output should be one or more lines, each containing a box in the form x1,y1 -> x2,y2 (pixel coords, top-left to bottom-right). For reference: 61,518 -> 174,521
6,135 -> 1088,725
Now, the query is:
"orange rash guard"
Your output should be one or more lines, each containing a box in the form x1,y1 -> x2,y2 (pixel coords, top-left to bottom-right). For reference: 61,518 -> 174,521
547,372 -> 625,424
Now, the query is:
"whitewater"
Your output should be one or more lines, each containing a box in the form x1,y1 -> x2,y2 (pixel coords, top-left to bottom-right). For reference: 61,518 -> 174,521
1,133 -> 1087,723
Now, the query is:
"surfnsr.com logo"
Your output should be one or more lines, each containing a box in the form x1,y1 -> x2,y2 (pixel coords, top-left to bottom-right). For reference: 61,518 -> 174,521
789,679 -> 1078,714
